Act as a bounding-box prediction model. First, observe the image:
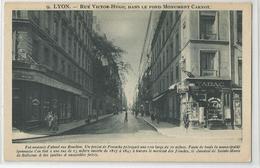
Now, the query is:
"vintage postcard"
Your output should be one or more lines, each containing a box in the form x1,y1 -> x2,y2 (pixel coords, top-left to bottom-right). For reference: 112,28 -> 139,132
4,2 -> 251,162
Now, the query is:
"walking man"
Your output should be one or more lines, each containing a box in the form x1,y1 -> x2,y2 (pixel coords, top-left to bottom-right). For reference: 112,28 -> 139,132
124,111 -> 128,123
45,111 -> 54,131
183,113 -> 190,132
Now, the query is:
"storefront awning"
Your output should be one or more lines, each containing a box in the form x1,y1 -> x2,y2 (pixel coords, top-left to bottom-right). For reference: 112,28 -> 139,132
168,83 -> 179,90
152,92 -> 166,102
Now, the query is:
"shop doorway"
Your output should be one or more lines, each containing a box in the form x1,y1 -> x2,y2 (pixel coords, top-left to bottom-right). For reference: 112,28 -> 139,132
206,89 -> 224,129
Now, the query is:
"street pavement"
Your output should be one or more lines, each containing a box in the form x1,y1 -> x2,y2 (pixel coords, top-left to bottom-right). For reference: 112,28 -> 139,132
15,112 -> 242,144
16,112 -> 162,143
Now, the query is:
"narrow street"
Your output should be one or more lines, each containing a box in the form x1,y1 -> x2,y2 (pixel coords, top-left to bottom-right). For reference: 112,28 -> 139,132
16,112 -> 164,143
15,111 -> 242,144
67,112 -> 155,135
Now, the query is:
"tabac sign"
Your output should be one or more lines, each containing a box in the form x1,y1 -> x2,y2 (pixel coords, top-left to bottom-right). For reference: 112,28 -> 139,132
198,81 -> 225,88
188,79 -> 230,88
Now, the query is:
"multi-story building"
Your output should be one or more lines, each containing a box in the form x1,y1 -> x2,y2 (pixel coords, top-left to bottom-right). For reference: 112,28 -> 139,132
230,11 -> 242,128
12,11 -> 94,129
138,67 -> 152,116
150,11 -> 242,129
151,11 -> 182,124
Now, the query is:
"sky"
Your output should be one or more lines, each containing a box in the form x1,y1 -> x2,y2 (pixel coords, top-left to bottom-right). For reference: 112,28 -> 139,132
94,11 -> 150,106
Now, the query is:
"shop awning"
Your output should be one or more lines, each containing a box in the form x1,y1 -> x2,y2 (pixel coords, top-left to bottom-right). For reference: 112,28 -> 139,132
152,92 -> 166,102
168,83 -> 178,90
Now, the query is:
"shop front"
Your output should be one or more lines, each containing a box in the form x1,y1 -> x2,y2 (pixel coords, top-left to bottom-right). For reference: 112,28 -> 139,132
232,88 -> 242,128
12,80 -> 92,130
152,92 -> 167,121
179,78 -> 233,129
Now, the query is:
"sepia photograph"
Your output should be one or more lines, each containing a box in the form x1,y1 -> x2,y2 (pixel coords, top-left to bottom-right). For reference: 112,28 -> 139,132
3,2 -> 252,162
11,9 -> 243,143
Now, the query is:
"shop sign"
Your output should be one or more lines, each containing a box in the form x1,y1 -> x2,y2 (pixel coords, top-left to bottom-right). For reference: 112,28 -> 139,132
208,97 -> 221,108
32,98 -> 40,106
195,81 -> 225,88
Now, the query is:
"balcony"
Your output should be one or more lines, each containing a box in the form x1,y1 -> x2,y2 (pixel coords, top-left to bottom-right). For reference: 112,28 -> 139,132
201,70 -> 218,77
200,33 -> 217,40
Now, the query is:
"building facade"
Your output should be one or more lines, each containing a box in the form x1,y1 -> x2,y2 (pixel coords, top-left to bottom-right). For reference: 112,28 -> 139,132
12,11 -> 94,129
150,11 -> 242,129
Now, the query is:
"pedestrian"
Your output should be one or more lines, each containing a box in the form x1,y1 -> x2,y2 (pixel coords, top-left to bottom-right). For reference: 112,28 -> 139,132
156,112 -> 160,124
151,113 -> 155,122
52,113 -> 59,131
135,110 -> 138,118
45,111 -> 54,131
140,105 -> 144,117
183,113 -> 190,132
124,111 -> 128,123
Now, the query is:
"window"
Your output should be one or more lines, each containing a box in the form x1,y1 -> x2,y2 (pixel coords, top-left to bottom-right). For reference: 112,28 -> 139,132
12,31 -> 17,60
13,11 -> 26,18
52,54 -> 58,71
61,23 -> 66,48
159,58 -> 162,72
163,53 -> 165,68
53,19 -> 58,41
162,29 -> 165,43
175,11 -> 179,21
68,64 -> 71,77
160,79 -> 163,92
200,50 -> 219,77
163,77 -> 165,91
81,24 -> 84,37
88,60 -> 91,73
82,53 -> 85,68
170,69 -> 173,83
199,11 -> 217,40
171,41 -> 174,58
78,22 -> 81,35
237,11 -> 242,44
47,13 -> 51,31
175,33 -> 179,55
85,58 -> 88,70
176,65 -> 179,81
166,73 -> 169,88
32,40 -> 39,62
166,48 -> 169,63
238,60 -> 242,86
170,12 -> 173,22
32,11 -> 40,24
44,13 -> 50,31
78,71 -> 81,84
73,69 -> 76,81
74,15 -> 77,28
16,11 -> 21,18
68,35 -> 72,54
44,48 -> 50,65
73,41 -> 77,58
78,47 -> 81,63
61,60 -> 65,72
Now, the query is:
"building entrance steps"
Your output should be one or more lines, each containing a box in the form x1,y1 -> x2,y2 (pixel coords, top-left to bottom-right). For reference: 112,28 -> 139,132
12,113 -> 113,141
142,116 -> 242,141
